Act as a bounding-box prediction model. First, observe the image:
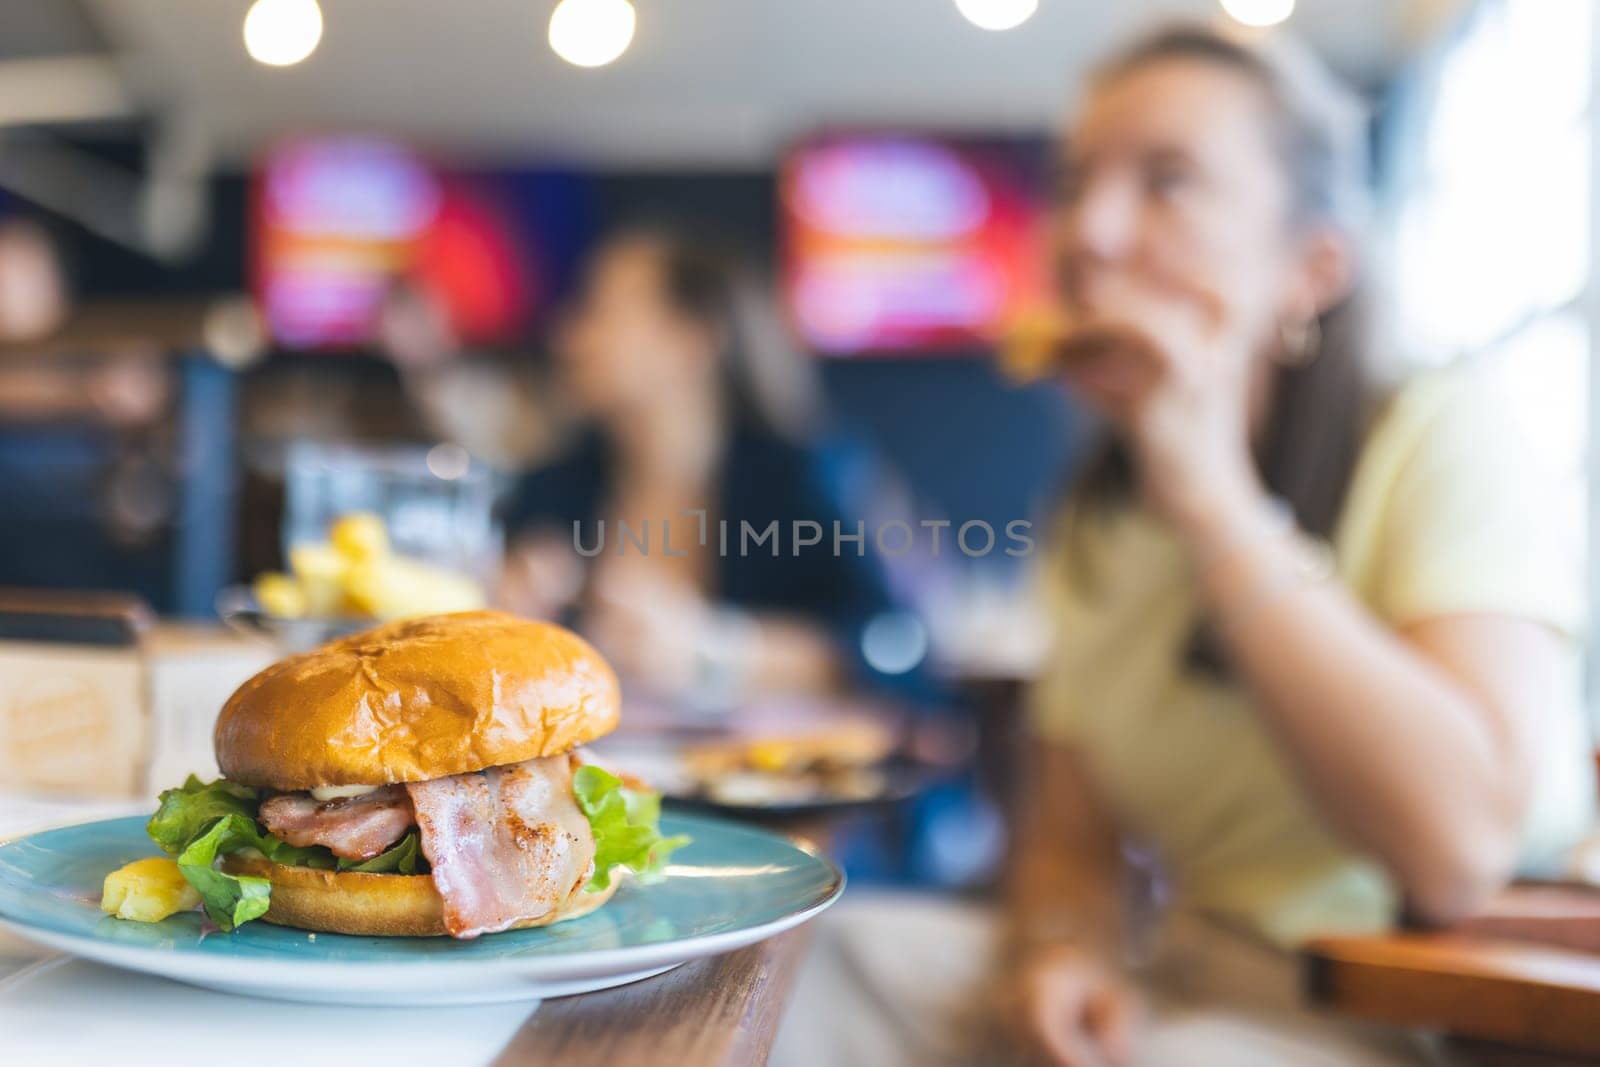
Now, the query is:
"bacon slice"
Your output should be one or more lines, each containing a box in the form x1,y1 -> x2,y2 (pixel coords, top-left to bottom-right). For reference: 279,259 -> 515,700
259,785 -> 414,861
407,756 -> 596,939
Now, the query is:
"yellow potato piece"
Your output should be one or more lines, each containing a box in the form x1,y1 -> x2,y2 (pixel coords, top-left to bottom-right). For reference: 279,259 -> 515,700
288,543 -> 350,616
288,542 -> 348,582
102,857 -> 200,923
344,557 -> 486,620
329,512 -> 390,563
273,531 -> 481,621
253,572 -> 309,619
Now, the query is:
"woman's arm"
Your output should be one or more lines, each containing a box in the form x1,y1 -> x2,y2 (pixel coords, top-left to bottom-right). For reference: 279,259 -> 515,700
1058,279 -> 1551,927
1002,739 -> 1127,960
1182,489 -> 1548,924
997,739 -> 1142,1065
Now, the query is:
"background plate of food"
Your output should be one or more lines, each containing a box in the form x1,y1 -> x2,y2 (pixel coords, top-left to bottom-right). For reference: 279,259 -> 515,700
589,703 -> 959,820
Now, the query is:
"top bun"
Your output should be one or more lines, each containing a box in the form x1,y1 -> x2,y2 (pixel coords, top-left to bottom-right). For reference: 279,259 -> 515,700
215,612 -> 620,790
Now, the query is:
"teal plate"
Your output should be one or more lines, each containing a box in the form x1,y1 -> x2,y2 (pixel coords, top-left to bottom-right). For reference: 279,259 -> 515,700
0,813 -> 842,1006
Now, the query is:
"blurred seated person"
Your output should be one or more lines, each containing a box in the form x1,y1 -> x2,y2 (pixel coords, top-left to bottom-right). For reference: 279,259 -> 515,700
0,217 -> 78,418
0,218 -> 177,603
0,218 -> 69,344
0,217 -> 170,435
498,226 -> 906,703
774,25 -> 1595,1067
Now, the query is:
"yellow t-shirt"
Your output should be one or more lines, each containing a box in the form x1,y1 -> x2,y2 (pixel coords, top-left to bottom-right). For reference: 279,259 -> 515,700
1028,366 -> 1596,947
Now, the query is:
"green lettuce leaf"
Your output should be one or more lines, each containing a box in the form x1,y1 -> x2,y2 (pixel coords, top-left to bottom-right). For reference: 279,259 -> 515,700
146,776 -> 335,930
147,775 -> 258,854
573,765 -> 689,892
149,776 -> 335,868
171,814 -> 274,930
340,831 -> 423,874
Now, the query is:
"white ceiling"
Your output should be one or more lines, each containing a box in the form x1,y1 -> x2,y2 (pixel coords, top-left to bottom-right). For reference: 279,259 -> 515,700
84,0 -> 1442,168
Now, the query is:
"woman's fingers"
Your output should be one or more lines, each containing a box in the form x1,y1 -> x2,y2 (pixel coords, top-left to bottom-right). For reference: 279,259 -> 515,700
1018,954 -> 1136,1067
1028,989 -> 1103,1067
1075,270 -> 1243,385
1084,982 -> 1140,1066
1097,267 -> 1232,341
1057,324 -> 1160,404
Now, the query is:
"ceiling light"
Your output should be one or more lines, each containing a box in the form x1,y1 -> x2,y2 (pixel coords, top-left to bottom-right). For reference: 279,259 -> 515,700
953,0 -> 1039,32
243,0 -> 323,67
548,0 -> 636,68
1219,0 -> 1296,28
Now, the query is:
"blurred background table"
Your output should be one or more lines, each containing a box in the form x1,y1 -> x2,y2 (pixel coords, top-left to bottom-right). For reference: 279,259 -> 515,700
1305,885 -> 1600,1064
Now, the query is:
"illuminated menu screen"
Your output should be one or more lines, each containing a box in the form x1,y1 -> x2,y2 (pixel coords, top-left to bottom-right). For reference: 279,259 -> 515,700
252,137 -> 542,350
781,134 -> 1047,355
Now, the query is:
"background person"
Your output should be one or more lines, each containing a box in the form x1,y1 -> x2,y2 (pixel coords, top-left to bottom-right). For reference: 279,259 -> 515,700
498,226 -> 913,701
774,24 -> 1595,1067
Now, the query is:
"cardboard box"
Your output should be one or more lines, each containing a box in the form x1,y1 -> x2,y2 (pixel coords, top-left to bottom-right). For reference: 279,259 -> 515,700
0,641 -> 147,797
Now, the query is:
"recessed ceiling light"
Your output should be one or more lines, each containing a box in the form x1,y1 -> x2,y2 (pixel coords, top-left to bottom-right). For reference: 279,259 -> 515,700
954,0 -> 1039,32
1219,0 -> 1296,28
243,0 -> 323,67
548,0 -> 637,68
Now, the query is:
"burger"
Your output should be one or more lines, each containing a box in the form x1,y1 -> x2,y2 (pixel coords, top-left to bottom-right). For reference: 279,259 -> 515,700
140,611 -> 685,939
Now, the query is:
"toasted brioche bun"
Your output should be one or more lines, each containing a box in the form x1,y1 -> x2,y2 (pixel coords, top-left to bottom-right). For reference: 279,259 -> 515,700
221,853 -> 618,937
214,611 -> 620,791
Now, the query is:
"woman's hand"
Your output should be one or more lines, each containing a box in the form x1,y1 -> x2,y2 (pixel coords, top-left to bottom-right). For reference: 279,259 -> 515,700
1056,273 -> 1268,536
585,561 -> 713,697
494,532 -> 586,620
997,943 -> 1142,1067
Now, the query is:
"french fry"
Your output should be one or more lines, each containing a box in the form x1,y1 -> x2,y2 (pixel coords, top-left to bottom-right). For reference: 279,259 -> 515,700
102,857 -> 200,923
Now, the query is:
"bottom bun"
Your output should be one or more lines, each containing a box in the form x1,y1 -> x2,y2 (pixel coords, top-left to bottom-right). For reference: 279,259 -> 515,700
220,854 -> 619,937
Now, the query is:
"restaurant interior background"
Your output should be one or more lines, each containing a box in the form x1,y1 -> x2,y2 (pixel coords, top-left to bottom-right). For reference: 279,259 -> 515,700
0,0 -> 1592,889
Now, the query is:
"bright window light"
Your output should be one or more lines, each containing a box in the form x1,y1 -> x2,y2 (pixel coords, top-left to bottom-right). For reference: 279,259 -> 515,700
953,0 -> 1039,33
243,0 -> 323,67
1392,0 -> 1591,363
1218,0 -> 1296,28
548,0 -> 636,68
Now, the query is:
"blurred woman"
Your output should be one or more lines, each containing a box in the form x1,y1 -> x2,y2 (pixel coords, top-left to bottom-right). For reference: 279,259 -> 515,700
499,227 -> 906,701
774,25 -> 1594,1066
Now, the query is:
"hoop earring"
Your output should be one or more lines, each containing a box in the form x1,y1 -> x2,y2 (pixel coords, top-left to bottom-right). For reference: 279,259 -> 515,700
1276,315 -> 1321,367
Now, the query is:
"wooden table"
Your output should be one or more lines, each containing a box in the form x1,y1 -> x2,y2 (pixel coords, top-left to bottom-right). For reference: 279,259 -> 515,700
1306,907 -> 1600,1064
495,929 -> 811,1065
